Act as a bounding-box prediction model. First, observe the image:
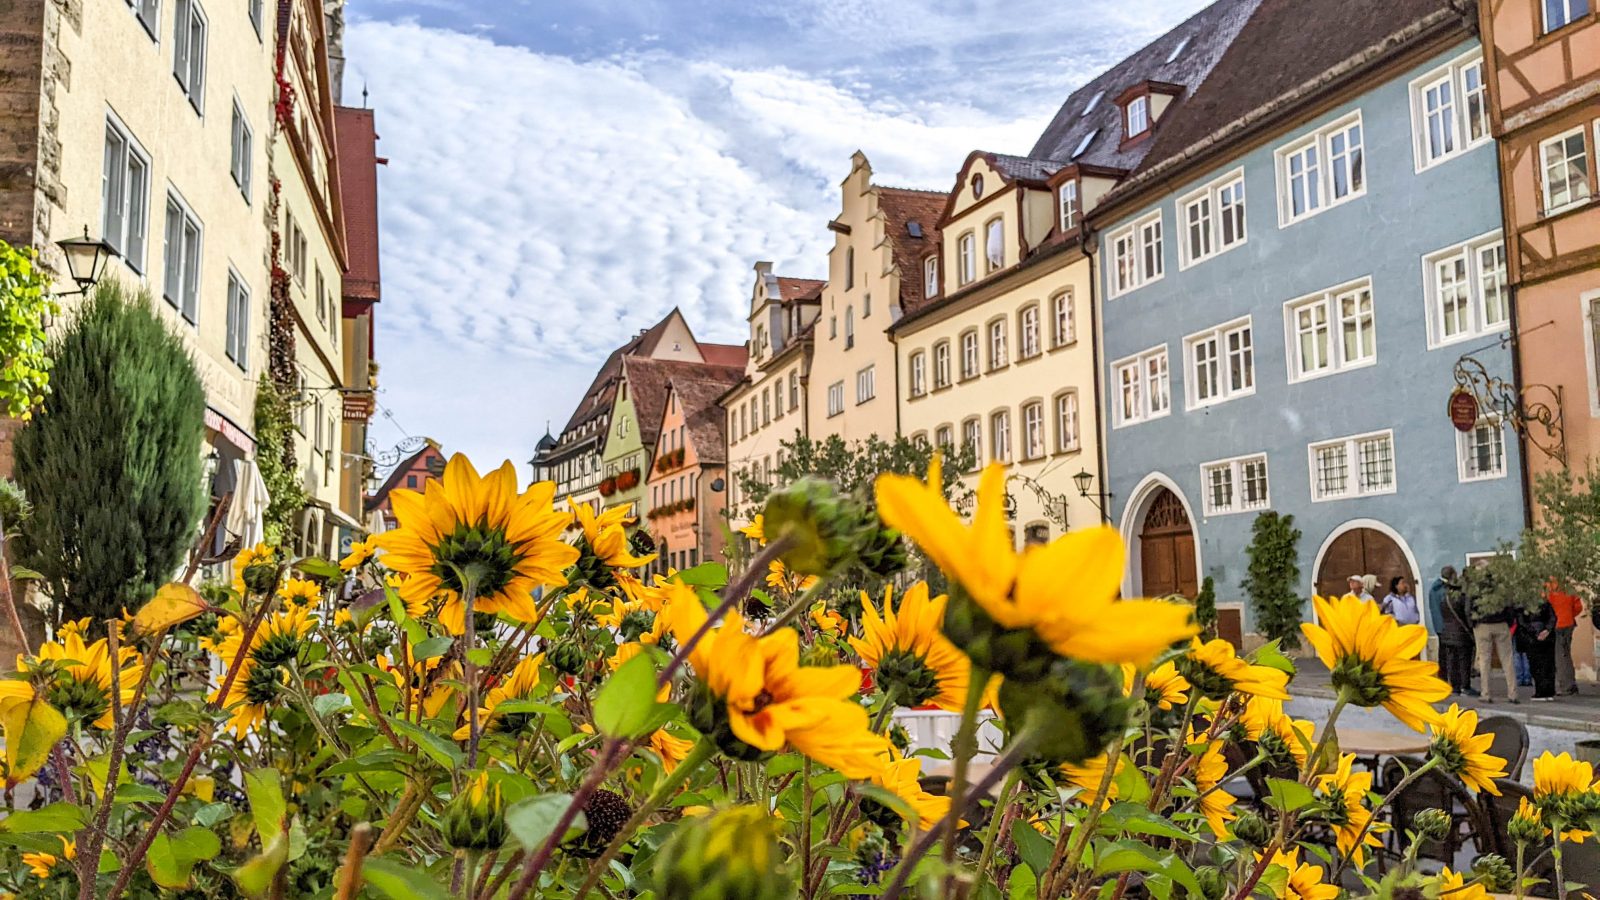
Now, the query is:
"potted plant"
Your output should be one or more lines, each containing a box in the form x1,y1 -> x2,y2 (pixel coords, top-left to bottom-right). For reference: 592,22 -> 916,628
599,476 -> 617,496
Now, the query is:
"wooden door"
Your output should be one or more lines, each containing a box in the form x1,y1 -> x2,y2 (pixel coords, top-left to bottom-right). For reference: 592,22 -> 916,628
1315,528 -> 1412,599
1139,489 -> 1198,599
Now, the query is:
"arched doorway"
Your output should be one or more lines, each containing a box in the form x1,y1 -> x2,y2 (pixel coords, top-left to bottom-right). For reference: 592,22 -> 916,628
1314,525 -> 1416,600
1139,488 -> 1198,598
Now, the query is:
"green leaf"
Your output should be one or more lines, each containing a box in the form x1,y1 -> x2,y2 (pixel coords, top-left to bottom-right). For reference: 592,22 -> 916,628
594,651 -> 673,739
294,557 -> 343,580
9,565 -> 43,581
467,647 -> 494,666
1249,640 -> 1297,676
2,694 -> 66,786
388,717 -> 465,769
0,802 -> 86,833
311,692 -> 352,718
1009,863 -> 1038,900
506,794 -> 587,851
361,858 -> 453,900
323,750 -> 414,776
412,635 -> 454,661
146,826 -> 220,888
191,802 -> 234,828
1104,803 -> 1197,842
245,768 -> 286,841
765,754 -> 806,777
673,563 -> 728,589
1263,777 -> 1315,813
233,832 -> 288,898
115,781 -> 167,804
1010,820 -> 1053,875
1093,841 -> 1202,897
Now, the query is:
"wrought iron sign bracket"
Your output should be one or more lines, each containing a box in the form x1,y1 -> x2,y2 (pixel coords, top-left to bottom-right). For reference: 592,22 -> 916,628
1452,349 -> 1566,467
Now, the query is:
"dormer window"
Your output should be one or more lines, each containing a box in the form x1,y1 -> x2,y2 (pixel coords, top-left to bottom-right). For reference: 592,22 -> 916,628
1126,95 -> 1150,138
1059,180 -> 1079,232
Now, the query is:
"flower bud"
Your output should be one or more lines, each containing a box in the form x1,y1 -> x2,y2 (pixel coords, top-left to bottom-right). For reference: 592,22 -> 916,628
761,479 -> 861,577
1000,658 -> 1130,765
442,772 -> 507,851
1410,807 -> 1451,843
1194,865 -> 1228,900
1471,853 -> 1515,892
1232,811 -> 1271,848
548,641 -> 587,676
651,806 -> 794,900
943,589 -> 1057,683
1507,806 -> 1546,846
686,681 -> 771,764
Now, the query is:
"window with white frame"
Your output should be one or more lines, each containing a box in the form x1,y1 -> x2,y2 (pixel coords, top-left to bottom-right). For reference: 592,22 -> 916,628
1277,112 -> 1365,225
1310,430 -> 1396,501
1052,291 -> 1075,347
230,101 -> 252,201
909,352 -> 927,397
961,418 -> 982,470
287,214 -> 307,284
789,370 -> 799,409
991,410 -> 1012,463
1458,416 -> 1506,481
131,0 -> 160,37
1425,231 -> 1509,347
1126,95 -> 1149,138
826,381 -> 844,417
1411,53 -> 1490,170
856,366 -> 875,403
1109,211 -> 1164,296
225,269 -> 249,369
1019,305 -> 1040,358
958,232 -> 976,285
924,255 -> 939,298
1055,390 -> 1080,452
1179,170 -> 1246,267
933,341 -> 951,388
162,193 -> 202,323
936,424 -> 954,452
985,218 -> 1004,273
1185,317 -> 1254,408
1545,0 -> 1590,32
1021,401 -> 1045,460
1540,128 -> 1591,215
1059,180 -> 1079,232
988,319 -> 1008,370
1113,346 -> 1169,426
173,0 -> 207,113
960,330 -> 979,379
1285,279 -> 1376,382
102,117 -> 151,273
1202,454 -> 1270,515
315,266 -> 327,323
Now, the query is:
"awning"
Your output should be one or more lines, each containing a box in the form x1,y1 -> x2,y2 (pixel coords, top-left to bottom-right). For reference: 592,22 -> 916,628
205,406 -> 257,455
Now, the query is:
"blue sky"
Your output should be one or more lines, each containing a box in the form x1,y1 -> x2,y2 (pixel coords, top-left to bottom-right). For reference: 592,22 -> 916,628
343,0 -> 1211,475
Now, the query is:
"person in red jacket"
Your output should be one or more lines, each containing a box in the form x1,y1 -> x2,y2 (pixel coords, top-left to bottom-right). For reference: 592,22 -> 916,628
1548,581 -> 1585,696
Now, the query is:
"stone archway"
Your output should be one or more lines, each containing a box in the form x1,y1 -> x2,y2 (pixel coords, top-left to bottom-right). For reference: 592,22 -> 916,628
1138,488 -> 1198,599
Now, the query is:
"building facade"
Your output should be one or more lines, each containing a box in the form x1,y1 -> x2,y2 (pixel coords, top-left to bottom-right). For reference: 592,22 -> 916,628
723,264 -> 821,525
891,151 -> 1101,544
807,153 -> 943,444
367,439 -> 444,531
644,369 -> 743,572
334,104 -> 384,535
1094,0 -> 1524,640
1478,0 -> 1600,674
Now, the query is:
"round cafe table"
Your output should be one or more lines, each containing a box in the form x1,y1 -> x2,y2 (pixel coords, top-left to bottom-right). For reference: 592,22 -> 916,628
1318,728 -> 1433,790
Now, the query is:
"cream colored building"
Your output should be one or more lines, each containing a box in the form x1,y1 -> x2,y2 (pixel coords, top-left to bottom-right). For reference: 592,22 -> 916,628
275,0 -> 352,556
7,0 -> 277,478
723,263 -> 820,526
891,152 -> 1104,543
808,153 -> 944,443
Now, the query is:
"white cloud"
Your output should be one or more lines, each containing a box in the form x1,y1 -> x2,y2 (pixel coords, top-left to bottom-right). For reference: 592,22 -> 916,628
345,19 -> 1051,472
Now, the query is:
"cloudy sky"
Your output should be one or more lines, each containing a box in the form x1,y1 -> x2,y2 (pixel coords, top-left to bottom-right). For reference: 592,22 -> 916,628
343,0 -> 1211,475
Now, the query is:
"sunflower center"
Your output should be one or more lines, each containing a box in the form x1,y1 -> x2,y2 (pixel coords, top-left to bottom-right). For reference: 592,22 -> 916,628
877,648 -> 941,708
431,520 -> 521,597
244,664 -> 284,705
48,678 -> 109,725
1330,655 -> 1390,706
492,709 -> 539,735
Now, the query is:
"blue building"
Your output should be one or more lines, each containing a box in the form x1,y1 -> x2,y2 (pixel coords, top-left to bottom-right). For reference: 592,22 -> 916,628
1086,0 -> 1523,636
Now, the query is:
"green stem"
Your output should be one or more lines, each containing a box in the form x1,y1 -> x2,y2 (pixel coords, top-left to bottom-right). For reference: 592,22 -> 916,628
973,766 -> 1023,882
941,670 -> 989,878
1045,727 -> 1126,898
1515,841 -> 1526,900
763,579 -> 827,633
573,738 -> 715,900
1301,688 -> 1352,784
1552,834 -> 1567,900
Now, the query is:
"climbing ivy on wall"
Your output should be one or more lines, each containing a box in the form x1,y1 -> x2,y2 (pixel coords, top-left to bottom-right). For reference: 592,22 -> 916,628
253,376 -> 308,545
0,241 -> 60,421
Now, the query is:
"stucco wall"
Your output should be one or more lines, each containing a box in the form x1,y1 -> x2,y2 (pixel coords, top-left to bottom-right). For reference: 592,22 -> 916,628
1099,40 -> 1525,631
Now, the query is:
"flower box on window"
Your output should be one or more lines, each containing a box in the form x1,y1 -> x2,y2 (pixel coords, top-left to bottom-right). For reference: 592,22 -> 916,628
598,476 -> 617,496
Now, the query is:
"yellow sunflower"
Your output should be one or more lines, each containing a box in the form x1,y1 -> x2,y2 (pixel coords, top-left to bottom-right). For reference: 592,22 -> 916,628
22,631 -> 143,730
874,459 -> 1196,670
1435,868 -> 1488,900
647,727 -> 697,773
1512,794 -> 1592,844
765,559 -> 818,596
1192,733 -> 1236,839
1061,752 -> 1132,809
870,753 -> 954,830
1258,848 -> 1338,900
375,455 -> 578,635
278,577 -> 322,608
376,646 -> 457,720
214,605 -> 316,671
849,583 -> 980,713
231,542 -> 278,596
340,536 -> 377,571
571,499 -> 657,569
454,654 -> 546,739
22,836 -> 74,881
668,600 -> 889,778
740,514 -> 766,545
1122,660 -> 1190,710
1180,637 -> 1291,700
212,657 -> 284,737
1429,704 -> 1506,795
810,604 -> 844,635
598,596 -> 669,645
1301,594 -> 1448,732
1315,753 -> 1385,867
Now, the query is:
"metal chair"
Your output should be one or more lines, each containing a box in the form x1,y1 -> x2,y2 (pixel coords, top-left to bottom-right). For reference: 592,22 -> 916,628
1478,715 -> 1529,781
1379,756 -> 1489,865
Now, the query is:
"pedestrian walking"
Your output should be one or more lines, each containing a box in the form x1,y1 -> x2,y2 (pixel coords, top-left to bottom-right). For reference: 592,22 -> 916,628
1470,575 -> 1518,703
1548,580 -> 1584,696
1429,566 -> 1474,695
1380,576 -> 1420,626
1517,599 -> 1559,701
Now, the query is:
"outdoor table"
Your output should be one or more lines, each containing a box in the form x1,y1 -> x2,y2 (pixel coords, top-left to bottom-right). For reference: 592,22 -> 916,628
1318,728 -> 1433,790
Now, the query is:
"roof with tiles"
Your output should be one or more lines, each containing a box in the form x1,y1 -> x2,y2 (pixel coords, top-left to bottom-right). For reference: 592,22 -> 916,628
877,187 -> 947,313
1028,0 -> 1263,171
777,277 -> 826,303
623,357 -> 744,452
985,154 -> 1065,184
664,369 -> 747,466
542,309 -> 685,462
1101,0 -> 1463,212
700,343 -> 749,368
